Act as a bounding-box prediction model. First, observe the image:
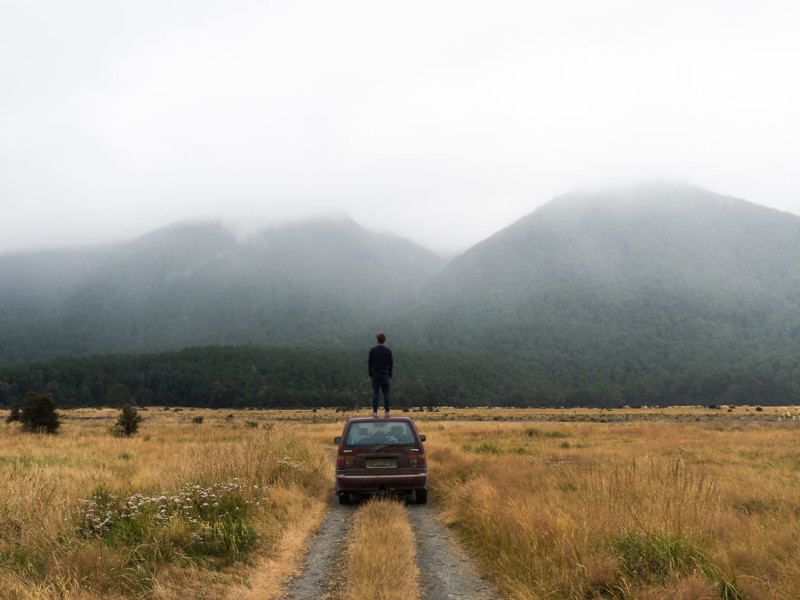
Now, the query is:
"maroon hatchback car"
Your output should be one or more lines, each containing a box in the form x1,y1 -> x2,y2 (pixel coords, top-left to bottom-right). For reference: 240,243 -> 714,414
334,416 -> 428,504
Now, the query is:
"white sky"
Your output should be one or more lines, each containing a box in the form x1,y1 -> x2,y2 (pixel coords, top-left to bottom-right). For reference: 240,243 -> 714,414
2,0 -> 799,255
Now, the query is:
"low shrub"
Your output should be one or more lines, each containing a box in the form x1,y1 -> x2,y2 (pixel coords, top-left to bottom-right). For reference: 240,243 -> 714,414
6,391 -> 60,434
111,404 -> 144,437
525,427 -> 567,439
611,530 -> 708,583
609,529 -> 745,597
461,442 -> 504,455
76,480 -> 268,561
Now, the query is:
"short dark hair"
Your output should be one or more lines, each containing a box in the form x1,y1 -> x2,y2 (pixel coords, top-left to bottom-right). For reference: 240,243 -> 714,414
376,332 -> 386,344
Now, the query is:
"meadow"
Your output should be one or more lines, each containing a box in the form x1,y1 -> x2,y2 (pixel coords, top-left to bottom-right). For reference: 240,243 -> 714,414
423,406 -> 800,599
1,405 -> 799,599
0,408 -> 332,599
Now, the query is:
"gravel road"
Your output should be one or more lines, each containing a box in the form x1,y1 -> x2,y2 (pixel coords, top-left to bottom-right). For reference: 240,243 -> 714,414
282,497 -> 500,600
407,502 -> 499,600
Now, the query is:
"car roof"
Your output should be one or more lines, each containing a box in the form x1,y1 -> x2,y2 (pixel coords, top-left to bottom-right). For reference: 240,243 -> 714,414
345,415 -> 416,425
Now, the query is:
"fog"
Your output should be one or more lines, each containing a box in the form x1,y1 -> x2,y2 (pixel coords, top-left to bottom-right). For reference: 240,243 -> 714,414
2,1 -> 799,256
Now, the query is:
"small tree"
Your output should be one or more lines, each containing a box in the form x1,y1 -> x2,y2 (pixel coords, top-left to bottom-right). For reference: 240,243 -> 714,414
111,404 -> 144,437
8,391 -> 60,434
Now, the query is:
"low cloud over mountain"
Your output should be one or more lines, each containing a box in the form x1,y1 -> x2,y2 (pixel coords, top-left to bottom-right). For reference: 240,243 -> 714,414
2,183 -> 799,405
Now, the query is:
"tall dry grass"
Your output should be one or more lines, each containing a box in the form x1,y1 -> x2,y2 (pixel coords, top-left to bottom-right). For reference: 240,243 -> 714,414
4,406 -> 799,599
0,408 -> 333,599
428,420 -> 800,600
342,497 -> 419,600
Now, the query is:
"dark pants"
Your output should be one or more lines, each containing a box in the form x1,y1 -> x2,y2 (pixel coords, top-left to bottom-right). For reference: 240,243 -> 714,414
371,376 -> 391,412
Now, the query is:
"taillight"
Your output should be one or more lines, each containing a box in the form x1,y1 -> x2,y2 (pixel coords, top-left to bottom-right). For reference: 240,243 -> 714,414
337,454 -> 354,468
408,453 -> 426,467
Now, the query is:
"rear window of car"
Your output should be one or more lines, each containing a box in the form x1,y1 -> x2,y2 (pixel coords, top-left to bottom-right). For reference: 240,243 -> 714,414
344,421 -> 417,446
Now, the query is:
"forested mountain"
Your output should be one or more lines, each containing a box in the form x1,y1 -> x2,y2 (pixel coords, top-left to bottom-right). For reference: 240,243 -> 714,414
0,218 -> 444,364
407,183 -> 800,404
2,183 -> 800,407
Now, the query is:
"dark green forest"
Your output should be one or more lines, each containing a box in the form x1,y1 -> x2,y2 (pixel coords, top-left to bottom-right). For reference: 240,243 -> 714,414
1,343 -> 796,409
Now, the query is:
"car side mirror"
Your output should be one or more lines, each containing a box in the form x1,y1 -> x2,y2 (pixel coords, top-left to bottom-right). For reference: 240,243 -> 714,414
419,434 -> 426,442
334,436 -> 342,444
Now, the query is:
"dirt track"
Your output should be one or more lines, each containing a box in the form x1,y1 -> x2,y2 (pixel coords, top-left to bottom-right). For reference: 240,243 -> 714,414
282,497 -> 499,600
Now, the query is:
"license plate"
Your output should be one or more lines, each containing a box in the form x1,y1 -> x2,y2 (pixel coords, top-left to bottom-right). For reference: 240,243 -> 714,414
367,457 -> 397,468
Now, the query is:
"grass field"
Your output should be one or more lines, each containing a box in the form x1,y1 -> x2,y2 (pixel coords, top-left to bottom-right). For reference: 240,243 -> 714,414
0,408 -> 332,599
1,405 -> 799,599
422,408 -> 800,599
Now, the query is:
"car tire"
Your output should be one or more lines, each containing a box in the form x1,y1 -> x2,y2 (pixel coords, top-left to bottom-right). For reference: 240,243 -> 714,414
338,492 -> 350,505
416,489 -> 427,504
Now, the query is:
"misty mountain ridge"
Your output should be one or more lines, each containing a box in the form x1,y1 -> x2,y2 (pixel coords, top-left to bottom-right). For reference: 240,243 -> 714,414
407,183 -> 800,404
430,182 -> 800,299
1,217 -> 444,293
0,217 -> 445,363
1,182 -> 799,407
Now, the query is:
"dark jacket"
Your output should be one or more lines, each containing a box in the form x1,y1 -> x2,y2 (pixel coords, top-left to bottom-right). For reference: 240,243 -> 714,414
368,344 -> 393,380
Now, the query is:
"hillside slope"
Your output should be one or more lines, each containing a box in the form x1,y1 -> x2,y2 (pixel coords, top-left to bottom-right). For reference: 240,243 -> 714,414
0,219 -> 444,364
408,183 -> 800,403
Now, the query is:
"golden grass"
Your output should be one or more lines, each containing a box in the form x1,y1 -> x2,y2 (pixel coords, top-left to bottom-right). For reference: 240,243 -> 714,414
118,404 -> 799,425
0,408 -> 334,599
342,497 -> 419,600
426,419 -> 800,599
3,406 -> 800,599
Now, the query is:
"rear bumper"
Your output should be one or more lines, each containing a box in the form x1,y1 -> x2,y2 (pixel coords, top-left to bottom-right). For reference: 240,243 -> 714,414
335,471 -> 428,494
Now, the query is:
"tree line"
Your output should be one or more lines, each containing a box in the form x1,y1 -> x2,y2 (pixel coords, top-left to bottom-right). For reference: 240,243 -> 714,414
1,344 -> 797,409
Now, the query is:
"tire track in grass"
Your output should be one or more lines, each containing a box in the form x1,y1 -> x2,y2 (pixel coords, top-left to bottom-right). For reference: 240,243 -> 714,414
283,500 -> 353,599
407,503 -> 500,600
283,496 -> 499,600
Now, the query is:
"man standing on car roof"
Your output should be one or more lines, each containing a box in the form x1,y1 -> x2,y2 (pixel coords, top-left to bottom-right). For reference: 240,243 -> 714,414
368,332 -> 393,417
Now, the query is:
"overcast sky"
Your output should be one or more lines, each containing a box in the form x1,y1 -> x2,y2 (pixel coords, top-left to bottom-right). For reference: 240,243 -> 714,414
2,0 -> 799,256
